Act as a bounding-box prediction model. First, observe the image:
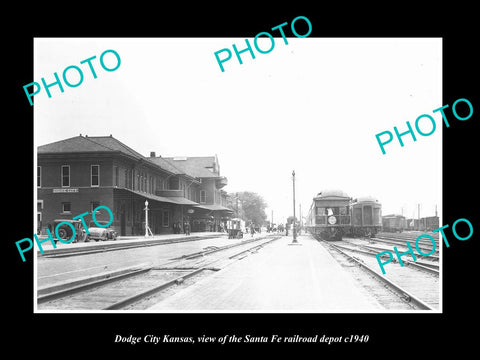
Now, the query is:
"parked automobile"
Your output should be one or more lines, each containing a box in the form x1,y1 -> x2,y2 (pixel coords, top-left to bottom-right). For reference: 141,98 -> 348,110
86,221 -> 118,242
51,219 -> 87,243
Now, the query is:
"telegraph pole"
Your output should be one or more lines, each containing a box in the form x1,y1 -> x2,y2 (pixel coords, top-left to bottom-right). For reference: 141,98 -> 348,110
299,203 -> 302,235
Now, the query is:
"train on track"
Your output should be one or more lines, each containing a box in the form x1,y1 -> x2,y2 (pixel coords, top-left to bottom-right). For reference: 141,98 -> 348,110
381,214 -> 406,232
305,190 -> 382,241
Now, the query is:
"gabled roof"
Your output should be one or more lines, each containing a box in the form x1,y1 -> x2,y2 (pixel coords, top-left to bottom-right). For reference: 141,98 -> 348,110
86,136 -> 146,160
38,135 -> 174,175
163,156 -> 219,178
38,135 -> 145,160
38,136 -> 225,183
148,156 -> 183,175
38,135 -> 112,154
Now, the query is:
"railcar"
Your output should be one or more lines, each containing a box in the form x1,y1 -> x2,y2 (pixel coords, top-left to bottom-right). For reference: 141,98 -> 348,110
306,189 -> 351,241
227,218 -> 245,239
350,196 -> 382,237
382,214 -> 406,232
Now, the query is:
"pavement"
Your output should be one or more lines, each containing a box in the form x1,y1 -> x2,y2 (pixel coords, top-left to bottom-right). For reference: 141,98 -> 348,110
148,235 -> 384,312
36,231 -> 224,254
36,232 -> 267,292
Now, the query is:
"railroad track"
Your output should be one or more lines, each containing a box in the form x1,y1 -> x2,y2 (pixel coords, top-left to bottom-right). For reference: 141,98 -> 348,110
319,239 -> 439,310
374,232 -> 440,247
337,240 -> 439,275
369,236 -> 440,256
37,235 -> 282,310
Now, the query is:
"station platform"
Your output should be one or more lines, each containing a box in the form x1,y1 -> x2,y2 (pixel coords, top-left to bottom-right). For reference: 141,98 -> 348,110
36,232 -> 265,292
148,235 -> 384,312
36,231 -> 224,255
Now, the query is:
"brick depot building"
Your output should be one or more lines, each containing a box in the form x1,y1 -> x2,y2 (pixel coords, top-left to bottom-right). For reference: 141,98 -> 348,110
37,135 -> 233,236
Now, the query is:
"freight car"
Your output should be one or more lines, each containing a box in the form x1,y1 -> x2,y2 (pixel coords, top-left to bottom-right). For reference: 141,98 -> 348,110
382,214 -> 406,232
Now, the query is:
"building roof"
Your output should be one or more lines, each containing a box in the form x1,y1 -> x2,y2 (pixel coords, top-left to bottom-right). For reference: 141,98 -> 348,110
38,135 -> 145,160
121,188 -> 199,205
148,156 -> 184,175
163,156 -> 220,178
38,136 -> 226,182
38,135 -> 177,175
194,204 -> 234,212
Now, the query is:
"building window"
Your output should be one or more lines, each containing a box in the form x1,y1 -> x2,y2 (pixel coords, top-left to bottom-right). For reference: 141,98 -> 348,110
124,169 -> 128,188
62,202 -> 71,213
114,166 -> 119,187
37,166 -> 41,188
200,190 -> 206,203
162,210 -> 169,227
91,201 -> 100,213
61,165 -> 70,187
91,165 -> 100,187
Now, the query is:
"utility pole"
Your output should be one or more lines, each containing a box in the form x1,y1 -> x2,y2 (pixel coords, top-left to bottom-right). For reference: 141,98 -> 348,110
291,170 -> 298,243
299,203 -> 302,235
418,203 -> 421,231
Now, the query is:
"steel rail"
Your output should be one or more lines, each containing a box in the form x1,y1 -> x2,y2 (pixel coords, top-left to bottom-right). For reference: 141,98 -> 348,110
336,242 -> 440,276
323,242 -> 434,310
39,235 -> 282,310
364,240 -> 440,262
37,267 -> 152,304
104,235 -> 283,310
103,268 -> 206,310
359,243 -> 439,271
370,237 -> 440,255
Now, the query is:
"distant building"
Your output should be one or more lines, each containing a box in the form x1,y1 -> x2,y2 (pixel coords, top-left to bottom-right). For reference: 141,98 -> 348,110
37,135 -> 233,236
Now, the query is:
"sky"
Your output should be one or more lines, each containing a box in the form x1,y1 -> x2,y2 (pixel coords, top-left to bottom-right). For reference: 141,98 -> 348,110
34,37 -> 442,223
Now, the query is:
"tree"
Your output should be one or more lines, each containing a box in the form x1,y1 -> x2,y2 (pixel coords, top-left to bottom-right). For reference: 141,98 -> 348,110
231,191 -> 268,226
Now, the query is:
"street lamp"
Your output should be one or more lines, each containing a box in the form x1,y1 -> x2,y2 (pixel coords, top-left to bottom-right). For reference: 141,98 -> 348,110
144,199 -> 149,237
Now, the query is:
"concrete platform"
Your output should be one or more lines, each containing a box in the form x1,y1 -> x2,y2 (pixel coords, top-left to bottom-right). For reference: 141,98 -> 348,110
148,235 -> 384,312
35,231 -> 224,255
36,232 -> 251,290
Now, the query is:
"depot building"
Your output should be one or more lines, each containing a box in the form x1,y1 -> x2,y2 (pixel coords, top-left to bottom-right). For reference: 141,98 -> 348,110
37,134 -> 234,236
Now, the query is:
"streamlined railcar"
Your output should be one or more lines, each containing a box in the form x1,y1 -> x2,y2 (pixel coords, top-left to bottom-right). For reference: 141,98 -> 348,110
350,196 -> 382,237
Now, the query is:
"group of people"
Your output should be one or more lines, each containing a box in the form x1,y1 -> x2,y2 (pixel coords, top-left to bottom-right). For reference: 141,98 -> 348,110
266,224 -> 285,233
172,220 -> 190,235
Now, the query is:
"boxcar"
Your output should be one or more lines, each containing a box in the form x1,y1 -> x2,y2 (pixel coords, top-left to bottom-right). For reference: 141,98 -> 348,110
382,214 -> 406,232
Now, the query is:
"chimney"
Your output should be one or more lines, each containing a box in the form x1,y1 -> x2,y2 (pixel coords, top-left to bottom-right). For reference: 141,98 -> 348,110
150,151 -> 156,158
